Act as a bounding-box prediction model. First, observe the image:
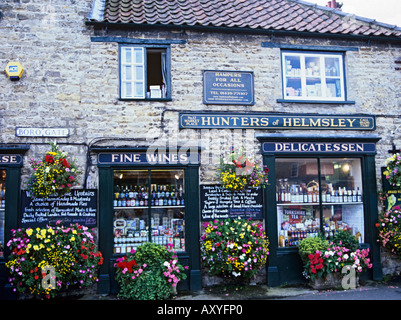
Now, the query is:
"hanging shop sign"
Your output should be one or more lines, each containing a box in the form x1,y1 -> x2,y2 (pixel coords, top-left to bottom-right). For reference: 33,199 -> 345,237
262,142 -> 376,154
98,151 -> 200,165
19,189 -> 97,228
200,185 -> 263,220
179,112 -> 376,130
15,127 -> 70,137
203,70 -> 254,105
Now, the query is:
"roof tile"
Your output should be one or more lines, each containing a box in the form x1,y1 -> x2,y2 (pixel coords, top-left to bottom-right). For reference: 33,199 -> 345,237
89,0 -> 401,37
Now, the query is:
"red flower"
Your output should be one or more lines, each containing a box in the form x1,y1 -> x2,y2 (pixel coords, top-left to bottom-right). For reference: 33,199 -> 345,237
81,253 -> 88,260
45,155 -> 54,164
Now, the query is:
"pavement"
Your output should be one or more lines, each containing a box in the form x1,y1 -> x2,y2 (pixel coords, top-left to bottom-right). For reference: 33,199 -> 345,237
80,275 -> 401,301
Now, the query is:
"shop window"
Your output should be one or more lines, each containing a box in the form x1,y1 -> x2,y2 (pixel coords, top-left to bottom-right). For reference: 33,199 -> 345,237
281,51 -> 346,102
113,169 -> 185,254
120,45 -> 170,100
276,158 -> 364,247
0,170 -> 5,258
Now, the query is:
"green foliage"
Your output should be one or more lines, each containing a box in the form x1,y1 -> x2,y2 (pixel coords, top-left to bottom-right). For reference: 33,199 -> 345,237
114,243 -> 187,300
331,230 -> 359,252
200,218 -> 269,280
298,236 -> 329,263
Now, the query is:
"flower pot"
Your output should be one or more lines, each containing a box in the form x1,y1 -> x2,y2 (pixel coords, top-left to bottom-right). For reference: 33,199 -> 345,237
309,272 -> 359,290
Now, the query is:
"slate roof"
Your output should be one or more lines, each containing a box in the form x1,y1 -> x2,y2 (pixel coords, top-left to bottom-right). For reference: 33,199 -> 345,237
87,0 -> 401,38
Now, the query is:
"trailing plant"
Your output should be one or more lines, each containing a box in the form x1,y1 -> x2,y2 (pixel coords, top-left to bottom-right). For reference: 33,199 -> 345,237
383,153 -> 401,187
26,142 -> 82,198
377,205 -> 401,257
200,218 -> 269,280
217,149 -> 268,192
6,222 -> 103,299
114,243 -> 187,300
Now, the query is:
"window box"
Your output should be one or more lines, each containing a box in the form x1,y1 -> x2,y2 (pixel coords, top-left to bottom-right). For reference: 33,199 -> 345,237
280,51 -> 349,103
119,45 -> 171,100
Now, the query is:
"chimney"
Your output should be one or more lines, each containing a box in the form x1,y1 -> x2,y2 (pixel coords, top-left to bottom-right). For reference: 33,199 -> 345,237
326,0 -> 342,10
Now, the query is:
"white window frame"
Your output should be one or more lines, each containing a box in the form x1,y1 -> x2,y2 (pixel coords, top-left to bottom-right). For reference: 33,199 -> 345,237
281,51 -> 346,102
120,46 -> 146,99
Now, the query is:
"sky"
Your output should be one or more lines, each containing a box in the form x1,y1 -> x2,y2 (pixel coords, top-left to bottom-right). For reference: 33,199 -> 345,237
311,0 -> 401,27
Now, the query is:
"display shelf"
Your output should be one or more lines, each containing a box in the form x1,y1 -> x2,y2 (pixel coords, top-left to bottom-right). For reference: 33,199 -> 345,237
114,205 -> 185,210
277,202 -> 363,206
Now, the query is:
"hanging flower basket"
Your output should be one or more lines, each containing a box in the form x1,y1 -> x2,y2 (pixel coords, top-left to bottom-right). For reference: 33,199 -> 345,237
384,153 -> 401,187
26,142 -> 82,198
217,149 -> 268,192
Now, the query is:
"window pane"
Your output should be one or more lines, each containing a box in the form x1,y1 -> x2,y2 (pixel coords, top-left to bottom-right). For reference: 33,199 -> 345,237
320,158 -> 364,242
305,56 -> 320,76
285,78 -> 302,97
124,82 -> 132,98
150,170 -> 185,251
325,57 -> 340,77
134,48 -> 143,64
306,78 -> 322,97
124,65 -> 132,81
124,48 -> 132,64
326,78 -> 341,98
0,170 -> 5,258
276,159 -> 321,247
134,82 -> 144,98
284,55 -> 301,76
112,169 -> 186,253
135,66 -> 144,81
113,170 -> 149,254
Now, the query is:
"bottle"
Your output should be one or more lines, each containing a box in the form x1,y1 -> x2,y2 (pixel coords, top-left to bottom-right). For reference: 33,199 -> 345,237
114,185 -> 120,202
279,232 -> 285,248
322,187 -> 327,203
161,185 -> 165,199
356,231 -> 362,243
165,185 -> 170,199
326,187 -> 331,203
121,193 -> 127,207
357,187 -> 362,202
133,186 -> 138,200
152,185 -> 156,199
172,186 -> 177,206
303,188 -> 308,203
347,189 -> 352,202
312,188 -> 317,203
352,188 -> 357,202
179,184 -> 183,197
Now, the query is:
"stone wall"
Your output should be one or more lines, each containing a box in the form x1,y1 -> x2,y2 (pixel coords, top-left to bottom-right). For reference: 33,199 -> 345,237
2,0 -> 401,279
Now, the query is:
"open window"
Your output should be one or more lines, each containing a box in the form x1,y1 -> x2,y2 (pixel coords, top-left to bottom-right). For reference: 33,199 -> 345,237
120,45 -> 170,100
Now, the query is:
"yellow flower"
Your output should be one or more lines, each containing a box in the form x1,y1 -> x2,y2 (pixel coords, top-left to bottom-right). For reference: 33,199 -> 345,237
26,228 -> 33,237
70,236 -> 75,242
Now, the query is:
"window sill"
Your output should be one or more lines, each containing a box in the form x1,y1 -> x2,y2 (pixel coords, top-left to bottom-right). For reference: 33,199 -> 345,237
119,98 -> 172,102
277,99 -> 355,104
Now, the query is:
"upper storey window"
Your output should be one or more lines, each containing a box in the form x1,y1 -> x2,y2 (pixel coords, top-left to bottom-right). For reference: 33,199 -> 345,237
120,45 -> 170,100
281,51 -> 346,102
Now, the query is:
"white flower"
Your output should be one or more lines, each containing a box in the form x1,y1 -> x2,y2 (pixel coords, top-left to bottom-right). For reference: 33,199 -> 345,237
163,261 -> 170,267
232,271 -> 241,277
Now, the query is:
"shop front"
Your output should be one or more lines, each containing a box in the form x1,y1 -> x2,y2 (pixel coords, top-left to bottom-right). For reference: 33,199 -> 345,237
0,145 -> 29,299
93,147 -> 202,294
257,134 -> 383,286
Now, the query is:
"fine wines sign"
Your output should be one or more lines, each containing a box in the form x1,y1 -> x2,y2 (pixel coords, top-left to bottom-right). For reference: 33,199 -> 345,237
200,185 -> 263,221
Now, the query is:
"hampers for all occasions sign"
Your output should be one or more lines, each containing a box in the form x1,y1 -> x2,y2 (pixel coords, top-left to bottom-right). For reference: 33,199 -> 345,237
200,185 -> 263,221
19,189 -> 97,228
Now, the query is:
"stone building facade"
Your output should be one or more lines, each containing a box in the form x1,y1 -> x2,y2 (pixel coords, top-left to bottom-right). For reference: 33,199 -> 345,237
1,0 -> 401,295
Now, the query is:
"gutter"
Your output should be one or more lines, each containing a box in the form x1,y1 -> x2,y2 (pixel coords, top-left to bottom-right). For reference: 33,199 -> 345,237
85,20 -> 401,45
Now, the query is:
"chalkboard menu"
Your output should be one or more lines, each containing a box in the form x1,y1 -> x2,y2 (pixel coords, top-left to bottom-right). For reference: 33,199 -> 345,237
20,189 -> 97,228
200,185 -> 263,221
